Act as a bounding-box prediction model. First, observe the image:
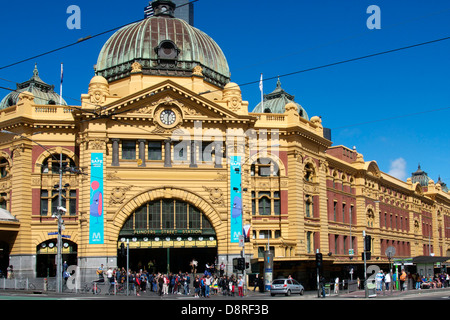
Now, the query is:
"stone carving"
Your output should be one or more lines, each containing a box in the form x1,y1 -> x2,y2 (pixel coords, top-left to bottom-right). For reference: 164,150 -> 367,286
131,61 -> 143,73
203,186 -> 225,207
109,185 -> 133,205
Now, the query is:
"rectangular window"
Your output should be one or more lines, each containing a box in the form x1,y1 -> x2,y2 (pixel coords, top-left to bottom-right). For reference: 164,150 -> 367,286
41,190 -> 49,216
200,142 -> 213,163
251,191 -> 256,215
342,203 -> 346,223
333,201 -> 337,221
122,140 -> 136,160
162,200 -> 174,229
176,201 -> 187,229
69,190 -> 77,216
148,141 -> 162,160
173,141 -> 188,162
189,206 -> 201,229
273,191 -> 280,215
135,205 -> 147,230
149,201 -> 161,229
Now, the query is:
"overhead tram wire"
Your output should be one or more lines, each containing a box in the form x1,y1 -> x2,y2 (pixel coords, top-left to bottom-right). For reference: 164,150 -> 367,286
1,34 -> 450,124
0,0 -> 200,71
98,34 -> 450,121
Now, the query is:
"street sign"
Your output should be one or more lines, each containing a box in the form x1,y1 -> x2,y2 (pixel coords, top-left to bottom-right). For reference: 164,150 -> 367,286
48,232 -> 58,235
238,235 -> 244,247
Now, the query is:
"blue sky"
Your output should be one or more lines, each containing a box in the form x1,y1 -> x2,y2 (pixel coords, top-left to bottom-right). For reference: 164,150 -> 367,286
0,0 -> 449,185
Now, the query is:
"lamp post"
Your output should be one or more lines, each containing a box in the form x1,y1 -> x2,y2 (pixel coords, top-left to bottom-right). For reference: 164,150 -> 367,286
1,130 -> 83,293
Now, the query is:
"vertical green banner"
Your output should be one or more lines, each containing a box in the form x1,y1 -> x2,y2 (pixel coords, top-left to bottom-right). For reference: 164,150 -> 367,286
89,153 -> 104,244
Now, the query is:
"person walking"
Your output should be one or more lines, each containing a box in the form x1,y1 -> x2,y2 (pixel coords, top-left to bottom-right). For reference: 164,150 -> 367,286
193,275 -> 200,298
238,275 -> 244,297
384,271 -> 391,291
204,274 -> 211,298
399,269 -> 407,291
253,275 -> 259,291
320,276 -> 326,298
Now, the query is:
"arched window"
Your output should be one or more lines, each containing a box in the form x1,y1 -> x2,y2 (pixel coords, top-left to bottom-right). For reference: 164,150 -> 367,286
41,154 -> 76,174
40,154 -> 78,216
122,199 -> 215,235
251,158 -> 280,177
0,158 -> 9,178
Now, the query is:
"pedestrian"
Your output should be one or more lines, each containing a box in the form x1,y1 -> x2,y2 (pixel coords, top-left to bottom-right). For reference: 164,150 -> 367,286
95,264 -> 104,282
220,262 -> 225,277
238,275 -> 244,297
204,274 -> 211,297
135,273 -> 141,296
184,272 -> 190,295
384,271 -> 391,291
221,276 -> 228,296
253,274 -> 259,291
334,276 -> 340,294
320,276 -> 326,298
375,270 -> 384,291
399,269 -> 407,291
163,274 -> 169,295
158,273 -> 164,296
106,267 -> 114,286
193,275 -> 200,298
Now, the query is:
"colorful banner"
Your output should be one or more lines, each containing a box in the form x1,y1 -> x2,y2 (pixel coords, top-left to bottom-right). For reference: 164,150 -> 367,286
89,153 -> 104,244
230,156 -> 242,243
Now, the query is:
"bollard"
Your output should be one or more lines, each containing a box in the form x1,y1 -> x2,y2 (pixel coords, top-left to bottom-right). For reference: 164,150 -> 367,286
44,278 -> 48,292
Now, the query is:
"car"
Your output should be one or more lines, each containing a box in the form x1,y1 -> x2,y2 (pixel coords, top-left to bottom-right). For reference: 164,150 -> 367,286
270,278 -> 305,296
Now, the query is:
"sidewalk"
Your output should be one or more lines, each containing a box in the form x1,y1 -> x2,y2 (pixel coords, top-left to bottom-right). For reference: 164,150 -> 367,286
333,287 -> 450,299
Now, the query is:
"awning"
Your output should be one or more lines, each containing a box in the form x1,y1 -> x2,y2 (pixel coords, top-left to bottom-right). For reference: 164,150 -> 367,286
412,256 -> 450,264
0,208 -> 20,232
0,208 -> 18,222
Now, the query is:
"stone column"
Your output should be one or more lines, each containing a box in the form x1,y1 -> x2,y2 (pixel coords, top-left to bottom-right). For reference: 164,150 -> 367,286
214,141 -> 223,168
111,139 -> 120,166
190,141 -> 197,168
164,139 -> 172,168
138,139 -> 146,167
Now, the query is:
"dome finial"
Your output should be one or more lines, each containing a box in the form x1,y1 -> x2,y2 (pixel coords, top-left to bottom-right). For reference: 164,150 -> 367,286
152,0 -> 176,17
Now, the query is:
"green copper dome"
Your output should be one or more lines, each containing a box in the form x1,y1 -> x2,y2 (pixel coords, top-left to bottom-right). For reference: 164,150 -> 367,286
254,79 -> 309,120
0,64 -> 67,110
95,1 -> 230,88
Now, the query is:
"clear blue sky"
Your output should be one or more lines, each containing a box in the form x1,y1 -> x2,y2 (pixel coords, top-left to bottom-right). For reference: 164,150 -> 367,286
0,0 -> 449,184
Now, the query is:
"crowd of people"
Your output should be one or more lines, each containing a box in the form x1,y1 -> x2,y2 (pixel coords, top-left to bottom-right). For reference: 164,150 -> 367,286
94,262 -> 249,297
373,269 -> 450,291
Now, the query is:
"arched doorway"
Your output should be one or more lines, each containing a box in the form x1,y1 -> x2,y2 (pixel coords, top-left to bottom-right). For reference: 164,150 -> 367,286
36,239 -> 78,277
118,198 -> 218,274
0,241 -> 9,277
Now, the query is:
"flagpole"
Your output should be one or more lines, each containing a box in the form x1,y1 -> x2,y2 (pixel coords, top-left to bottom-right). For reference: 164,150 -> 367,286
60,63 -> 63,105
259,73 -> 264,113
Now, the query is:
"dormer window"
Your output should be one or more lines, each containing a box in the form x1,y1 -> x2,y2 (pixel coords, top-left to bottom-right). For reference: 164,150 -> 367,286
155,40 -> 180,61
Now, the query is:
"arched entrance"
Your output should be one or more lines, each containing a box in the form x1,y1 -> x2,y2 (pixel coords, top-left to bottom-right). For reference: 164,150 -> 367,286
36,239 -> 78,278
118,198 -> 218,274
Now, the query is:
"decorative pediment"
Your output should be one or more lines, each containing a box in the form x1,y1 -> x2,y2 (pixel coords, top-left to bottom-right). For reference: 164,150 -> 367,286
97,80 -> 252,124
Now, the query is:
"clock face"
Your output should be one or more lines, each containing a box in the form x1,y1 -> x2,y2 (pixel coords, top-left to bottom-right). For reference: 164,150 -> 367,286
160,109 -> 176,125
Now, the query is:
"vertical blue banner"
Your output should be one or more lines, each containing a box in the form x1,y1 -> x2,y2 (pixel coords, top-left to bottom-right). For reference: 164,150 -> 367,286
230,156 -> 242,243
89,153 -> 104,244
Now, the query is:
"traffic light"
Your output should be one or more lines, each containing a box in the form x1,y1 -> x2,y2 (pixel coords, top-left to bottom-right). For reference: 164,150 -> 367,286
315,252 -> 323,269
233,257 -> 246,270
120,242 -> 126,256
364,235 -> 372,252
237,257 -> 245,270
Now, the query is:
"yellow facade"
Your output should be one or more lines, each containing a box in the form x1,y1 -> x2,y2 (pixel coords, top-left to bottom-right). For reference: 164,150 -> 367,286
0,1 -> 449,284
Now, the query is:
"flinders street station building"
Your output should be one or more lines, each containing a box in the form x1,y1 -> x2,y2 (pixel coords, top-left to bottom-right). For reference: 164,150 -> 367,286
0,1 -> 449,287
